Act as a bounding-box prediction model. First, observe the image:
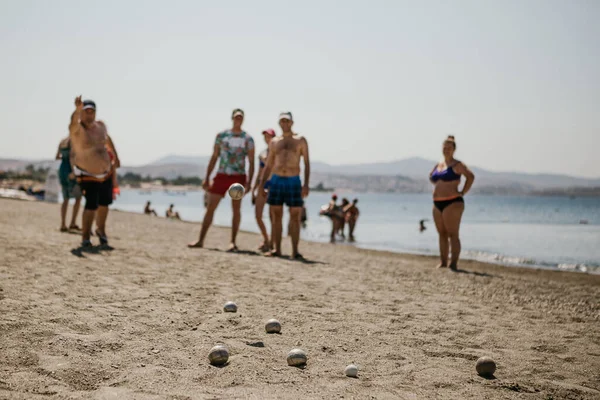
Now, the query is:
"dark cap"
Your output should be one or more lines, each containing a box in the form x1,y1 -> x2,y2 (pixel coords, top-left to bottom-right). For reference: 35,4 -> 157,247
82,100 -> 96,111
232,108 -> 244,118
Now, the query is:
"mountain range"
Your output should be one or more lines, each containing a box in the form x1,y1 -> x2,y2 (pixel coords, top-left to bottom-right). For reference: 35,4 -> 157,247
2,155 -> 599,194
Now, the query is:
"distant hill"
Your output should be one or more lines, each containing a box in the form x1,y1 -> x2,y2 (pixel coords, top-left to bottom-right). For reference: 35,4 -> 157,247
150,155 -> 211,166
2,156 -> 599,194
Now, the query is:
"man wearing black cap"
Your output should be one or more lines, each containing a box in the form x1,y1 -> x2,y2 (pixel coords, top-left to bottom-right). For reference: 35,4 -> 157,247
68,95 -> 120,247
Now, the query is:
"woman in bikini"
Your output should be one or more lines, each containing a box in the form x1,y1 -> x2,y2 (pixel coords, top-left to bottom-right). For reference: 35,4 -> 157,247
430,136 -> 475,270
252,129 -> 276,252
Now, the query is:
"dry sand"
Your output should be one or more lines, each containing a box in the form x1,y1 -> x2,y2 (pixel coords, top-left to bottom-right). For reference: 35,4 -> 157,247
1,198 -> 599,399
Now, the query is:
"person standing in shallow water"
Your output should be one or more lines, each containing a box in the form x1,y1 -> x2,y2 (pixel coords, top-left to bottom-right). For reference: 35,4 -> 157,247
429,135 -> 475,270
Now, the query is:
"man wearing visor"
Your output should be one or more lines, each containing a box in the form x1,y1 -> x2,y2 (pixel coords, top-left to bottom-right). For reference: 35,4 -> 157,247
257,112 -> 310,260
188,109 -> 255,252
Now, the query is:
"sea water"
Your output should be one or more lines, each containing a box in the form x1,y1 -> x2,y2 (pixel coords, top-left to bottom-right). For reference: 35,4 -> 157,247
112,190 -> 600,274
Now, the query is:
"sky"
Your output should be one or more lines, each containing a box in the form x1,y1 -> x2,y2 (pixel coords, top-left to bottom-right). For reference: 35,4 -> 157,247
0,0 -> 598,177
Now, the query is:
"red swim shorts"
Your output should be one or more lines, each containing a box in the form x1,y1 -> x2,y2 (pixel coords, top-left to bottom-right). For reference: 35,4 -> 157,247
209,173 -> 247,197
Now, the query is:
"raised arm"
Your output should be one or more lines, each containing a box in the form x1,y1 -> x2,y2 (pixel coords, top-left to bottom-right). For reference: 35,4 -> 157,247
69,96 -> 83,137
301,137 -> 310,198
203,135 -> 221,189
454,162 -> 475,195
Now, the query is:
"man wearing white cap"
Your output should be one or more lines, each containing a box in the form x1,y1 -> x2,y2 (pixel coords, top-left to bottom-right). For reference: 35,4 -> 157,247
257,112 -> 310,260
188,108 -> 255,252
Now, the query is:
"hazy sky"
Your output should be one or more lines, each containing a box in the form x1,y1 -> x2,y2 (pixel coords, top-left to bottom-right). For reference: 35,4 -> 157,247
1,0 -> 598,177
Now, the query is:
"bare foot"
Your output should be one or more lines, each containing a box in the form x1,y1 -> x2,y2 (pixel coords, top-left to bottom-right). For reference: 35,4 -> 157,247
60,226 -> 68,232
265,249 -> 281,257
226,244 -> 239,253
187,241 -> 203,248
449,263 -> 458,271
437,263 -> 448,269
258,243 -> 271,253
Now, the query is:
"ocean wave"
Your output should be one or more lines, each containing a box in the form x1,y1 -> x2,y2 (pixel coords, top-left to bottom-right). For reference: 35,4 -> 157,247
461,250 -> 600,274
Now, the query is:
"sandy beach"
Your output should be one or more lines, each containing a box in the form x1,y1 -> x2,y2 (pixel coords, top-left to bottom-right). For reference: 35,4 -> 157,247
1,198 -> 599,399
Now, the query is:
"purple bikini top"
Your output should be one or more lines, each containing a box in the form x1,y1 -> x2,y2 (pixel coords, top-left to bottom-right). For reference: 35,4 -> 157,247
431,163 -> 461,182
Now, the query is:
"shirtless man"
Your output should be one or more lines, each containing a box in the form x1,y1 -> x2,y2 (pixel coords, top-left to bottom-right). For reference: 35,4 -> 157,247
257,112 -> 310,259
188,109 -> 255,251
68,96 -> 120,247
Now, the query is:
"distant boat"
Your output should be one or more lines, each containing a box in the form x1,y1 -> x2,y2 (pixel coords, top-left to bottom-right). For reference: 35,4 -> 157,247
579,220 -> 589,225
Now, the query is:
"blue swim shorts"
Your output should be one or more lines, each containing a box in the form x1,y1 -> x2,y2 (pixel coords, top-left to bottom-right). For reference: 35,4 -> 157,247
266,175 -> 303,207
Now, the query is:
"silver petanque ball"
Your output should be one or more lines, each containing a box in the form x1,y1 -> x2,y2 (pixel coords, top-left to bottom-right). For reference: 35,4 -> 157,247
287,348 -> 307,367
265,319 -> 281,334
223,301 -> 237,313
228,183 -> 245,200
344,364 -> 359,378
476,356 -> 496,377
208,345 -> 229,366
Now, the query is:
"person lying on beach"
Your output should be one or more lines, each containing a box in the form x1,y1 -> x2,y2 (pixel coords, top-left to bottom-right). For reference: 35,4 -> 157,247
257,112 -> 310,259
166,204 -> 181,220
144,201 -> 157,216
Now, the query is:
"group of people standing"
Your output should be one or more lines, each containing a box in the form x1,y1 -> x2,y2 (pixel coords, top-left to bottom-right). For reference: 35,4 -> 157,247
59,96 -> 475,269
320,195 -> 360,243
187,109 -> 311,260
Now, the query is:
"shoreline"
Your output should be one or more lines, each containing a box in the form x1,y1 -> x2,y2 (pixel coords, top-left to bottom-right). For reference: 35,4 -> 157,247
1,194 -> 598,274
111,205 -> 600,276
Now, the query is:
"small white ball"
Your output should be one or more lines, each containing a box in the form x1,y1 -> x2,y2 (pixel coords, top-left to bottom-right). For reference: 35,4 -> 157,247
287,348 -> 307,367
223,301 -> 237,313
208,345 -> 229,366
344,364 -> 359,378
228,183 -> 245,200
265,319 -> 281,334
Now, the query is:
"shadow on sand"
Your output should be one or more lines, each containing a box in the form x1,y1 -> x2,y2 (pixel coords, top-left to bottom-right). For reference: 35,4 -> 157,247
453,268 -> 495,278
70,244 -> 114,258
204,247 -> 327,265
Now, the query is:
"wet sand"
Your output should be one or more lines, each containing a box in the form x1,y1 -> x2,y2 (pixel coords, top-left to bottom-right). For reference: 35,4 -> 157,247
1,198 -> 599,399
